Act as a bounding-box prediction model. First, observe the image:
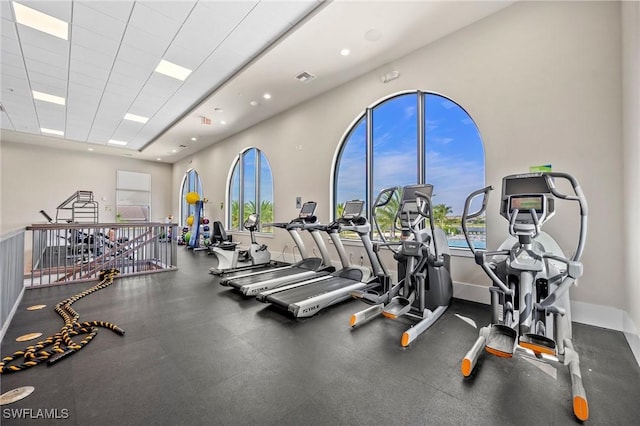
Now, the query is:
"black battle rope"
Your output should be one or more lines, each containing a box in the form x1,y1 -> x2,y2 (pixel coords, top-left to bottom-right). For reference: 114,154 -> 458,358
0,269 -> 125,374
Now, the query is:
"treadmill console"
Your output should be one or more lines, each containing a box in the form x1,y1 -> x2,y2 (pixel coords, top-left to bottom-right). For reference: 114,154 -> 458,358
341,200 -> 364,220
298,201 -> 317,219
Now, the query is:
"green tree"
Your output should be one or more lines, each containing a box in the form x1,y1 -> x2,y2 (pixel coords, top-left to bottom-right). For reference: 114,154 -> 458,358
432,203 -> 458,235
259,200 -> 273,232
231,199 -> 240,229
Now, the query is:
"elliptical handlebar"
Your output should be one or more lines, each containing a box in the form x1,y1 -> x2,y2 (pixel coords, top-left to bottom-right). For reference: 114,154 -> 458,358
372,187 -> 398,245
543,172 -> 588,262
461,185 -> 493,254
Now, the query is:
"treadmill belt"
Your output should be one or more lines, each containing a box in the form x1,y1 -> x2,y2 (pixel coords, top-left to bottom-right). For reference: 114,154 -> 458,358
265,277 -> 359,307
227,267 -> 308,289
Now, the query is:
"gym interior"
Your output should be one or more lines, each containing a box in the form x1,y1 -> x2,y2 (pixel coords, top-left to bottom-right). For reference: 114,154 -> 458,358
1,1 -> 639,424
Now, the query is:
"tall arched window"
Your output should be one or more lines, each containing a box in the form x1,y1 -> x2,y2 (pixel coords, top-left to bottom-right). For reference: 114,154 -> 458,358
227,147 -> 274,232
333,91 -> 485,249
180,169 -> 203,226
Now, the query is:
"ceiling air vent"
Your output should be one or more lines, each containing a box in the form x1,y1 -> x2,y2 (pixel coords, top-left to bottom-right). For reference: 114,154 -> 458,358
295,71 -> 316,83
179,145 -> 187,148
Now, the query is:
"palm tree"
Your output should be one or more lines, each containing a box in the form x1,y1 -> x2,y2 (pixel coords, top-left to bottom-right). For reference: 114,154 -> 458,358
231,200 -> 240,229
259,200 -> 273,231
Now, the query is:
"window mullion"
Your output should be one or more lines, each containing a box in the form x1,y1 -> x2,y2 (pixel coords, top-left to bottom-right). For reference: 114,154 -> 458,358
366,107 -> 373,238
418,91 -> 425,185
255,150 -> 261,231
238,153 -> 244,231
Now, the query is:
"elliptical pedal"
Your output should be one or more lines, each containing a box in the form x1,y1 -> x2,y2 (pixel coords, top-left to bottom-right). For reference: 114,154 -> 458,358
382,296 -> 412,319
519,333 -> 557,356
485,324 -> 517,358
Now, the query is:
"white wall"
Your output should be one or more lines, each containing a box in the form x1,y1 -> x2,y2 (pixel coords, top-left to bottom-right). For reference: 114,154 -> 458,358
174,1 -> 624,310
0,141 -> 173,232
622,0 -> 640,361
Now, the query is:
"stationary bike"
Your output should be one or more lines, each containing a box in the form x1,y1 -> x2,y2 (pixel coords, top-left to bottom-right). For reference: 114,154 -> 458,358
460,172 -> 589,421
349,184 -> 453,347
208,213 -> 271,275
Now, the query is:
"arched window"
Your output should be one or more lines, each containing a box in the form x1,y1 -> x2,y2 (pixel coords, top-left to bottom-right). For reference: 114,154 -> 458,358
227,147 -> 274,233
179,169 -> 203,226
333,91 -> 485,249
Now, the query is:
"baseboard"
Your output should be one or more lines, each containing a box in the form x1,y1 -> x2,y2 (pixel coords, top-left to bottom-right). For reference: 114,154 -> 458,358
623,313 -> 640,367
0,285 -> 25,343
453,281 -> 491,305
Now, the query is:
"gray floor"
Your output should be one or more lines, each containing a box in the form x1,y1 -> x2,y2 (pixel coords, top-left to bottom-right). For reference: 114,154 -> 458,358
2,249 -> 639,425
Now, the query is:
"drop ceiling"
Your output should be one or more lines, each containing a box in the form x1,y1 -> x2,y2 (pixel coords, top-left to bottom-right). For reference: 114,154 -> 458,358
0,0 -> 514,163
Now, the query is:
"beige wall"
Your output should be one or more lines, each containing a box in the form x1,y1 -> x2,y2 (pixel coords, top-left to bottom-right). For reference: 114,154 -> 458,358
622,0 -> 640,346
0,141 -> 173,232
174,1 -> 625,309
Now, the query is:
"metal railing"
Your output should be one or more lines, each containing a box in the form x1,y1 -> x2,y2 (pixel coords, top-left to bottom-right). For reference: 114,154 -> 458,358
26,223 -> 178,287
1,228 -> 26,339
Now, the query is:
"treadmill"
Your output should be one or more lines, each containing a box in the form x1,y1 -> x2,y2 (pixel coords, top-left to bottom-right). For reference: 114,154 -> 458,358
256,198 -> 389,318
220,201 -> 335,295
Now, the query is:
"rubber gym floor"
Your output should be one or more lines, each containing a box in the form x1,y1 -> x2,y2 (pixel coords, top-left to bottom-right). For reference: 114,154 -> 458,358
2,248 -> 639,425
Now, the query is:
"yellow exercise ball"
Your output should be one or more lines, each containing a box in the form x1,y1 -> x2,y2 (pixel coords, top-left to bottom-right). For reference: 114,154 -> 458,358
186,215 -> 194,226
185,192 -> 200,205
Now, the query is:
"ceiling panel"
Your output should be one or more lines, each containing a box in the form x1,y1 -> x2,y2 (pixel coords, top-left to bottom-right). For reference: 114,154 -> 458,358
71,25 -> 120,57
114,44 -> 158,77
25,69 -> 67,93
128,3 -> 185,39
69,60 -> 110,85
20,42 -> 68,69
143,0 -> 197,23
77,0 -> 134,23
1,51 -> 26,77
0,1 -> 13,19
72,2 -> 127,42
70,43 -> 116,70
24,57 -> 67,81
121,22 -> 174,57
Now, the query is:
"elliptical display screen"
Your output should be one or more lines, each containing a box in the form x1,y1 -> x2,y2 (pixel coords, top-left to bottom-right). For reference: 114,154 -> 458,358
299,202 -> 317,218
504,175 -> 550,195
342,200 -> 364,219
510,195 -> 543,213
402,184 -> 434,201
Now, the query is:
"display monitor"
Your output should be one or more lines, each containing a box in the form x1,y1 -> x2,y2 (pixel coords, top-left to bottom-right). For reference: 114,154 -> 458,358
504,175 -> 550,196
509,195 -> 544,213
299,201 -> 317,218
342,200 -> 364,219
402,184 -> 434,201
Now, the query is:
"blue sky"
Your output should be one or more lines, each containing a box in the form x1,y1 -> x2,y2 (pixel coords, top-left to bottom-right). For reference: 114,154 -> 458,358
336,93 -> 485,215
230,149 -> 274,205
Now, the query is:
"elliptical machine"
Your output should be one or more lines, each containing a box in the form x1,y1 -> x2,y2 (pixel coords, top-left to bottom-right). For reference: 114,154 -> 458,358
349,184 -> 453,347
208,213 -> 271,275
460,172 -> 589,421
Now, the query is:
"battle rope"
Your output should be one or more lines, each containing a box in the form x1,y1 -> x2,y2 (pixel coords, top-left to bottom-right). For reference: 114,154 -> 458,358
0,269 -> 125,374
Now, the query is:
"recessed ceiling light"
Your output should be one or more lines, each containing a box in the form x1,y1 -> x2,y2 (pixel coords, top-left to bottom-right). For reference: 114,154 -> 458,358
88,148 -> 94,151
108,139 -> 127,146
41,127 -> 63,136
263,93 -> 271,100
249,100 -> 258,107
154,59 -> 192,81
220,121 -> 226,125
340,48 -> 351,56
172,149 -> 177,153
156,158 -> 162,161
124,113 -> 149,124
13,2 -> 68,40
33,90 -> 65,105
191,137 -> 197,141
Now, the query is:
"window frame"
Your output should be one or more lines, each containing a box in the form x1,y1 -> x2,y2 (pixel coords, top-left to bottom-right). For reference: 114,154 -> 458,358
226,147 -> 274,233
331,90 -> 485,250
179,169 -> 203,227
